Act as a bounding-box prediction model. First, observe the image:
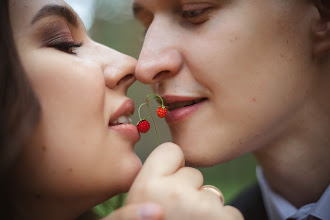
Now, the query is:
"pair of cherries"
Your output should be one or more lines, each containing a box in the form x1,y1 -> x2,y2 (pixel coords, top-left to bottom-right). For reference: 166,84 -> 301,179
136,94 -> 168,139
137,106 -> 167,133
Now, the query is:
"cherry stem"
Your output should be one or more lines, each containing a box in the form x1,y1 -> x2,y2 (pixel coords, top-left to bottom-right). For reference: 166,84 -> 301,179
138,94 -> 165,145
151,94 -> 165,107
138,103 -> 147,121
146,100 -> 160,145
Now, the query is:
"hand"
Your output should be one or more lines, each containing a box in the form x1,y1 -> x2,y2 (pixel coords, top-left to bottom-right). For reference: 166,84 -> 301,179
101,202 -> 163,220
126,142 -> 243,220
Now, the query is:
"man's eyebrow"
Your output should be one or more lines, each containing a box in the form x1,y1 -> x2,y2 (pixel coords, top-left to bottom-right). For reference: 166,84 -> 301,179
31,4 -> 78,27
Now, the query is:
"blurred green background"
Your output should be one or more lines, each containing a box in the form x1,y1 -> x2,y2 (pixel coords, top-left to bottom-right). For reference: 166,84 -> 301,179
66,0 -> 258,217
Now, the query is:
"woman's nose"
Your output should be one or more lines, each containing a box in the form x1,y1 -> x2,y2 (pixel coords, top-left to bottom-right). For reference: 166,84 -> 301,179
96,42 -> 137,90
135,19 -> 183,85
103,55 -> 136,90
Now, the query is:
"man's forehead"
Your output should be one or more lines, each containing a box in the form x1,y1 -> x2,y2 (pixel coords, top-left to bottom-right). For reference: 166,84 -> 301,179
132,0 -> 223,10
132,0 -> 165,16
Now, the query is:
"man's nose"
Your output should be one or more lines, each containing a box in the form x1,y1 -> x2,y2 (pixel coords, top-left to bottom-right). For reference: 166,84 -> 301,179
135,18 -> 183,85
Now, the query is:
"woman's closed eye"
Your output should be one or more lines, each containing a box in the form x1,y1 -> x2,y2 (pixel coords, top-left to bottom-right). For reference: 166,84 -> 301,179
37,20 -> 83,55
47,39 -> 83,55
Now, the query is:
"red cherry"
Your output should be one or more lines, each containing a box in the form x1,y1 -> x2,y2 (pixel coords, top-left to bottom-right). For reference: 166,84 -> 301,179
157,106 -> 167,118
137,120 -> 150,133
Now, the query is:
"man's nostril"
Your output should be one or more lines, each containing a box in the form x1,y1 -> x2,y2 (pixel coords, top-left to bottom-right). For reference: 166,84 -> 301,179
153,71 -> 170,81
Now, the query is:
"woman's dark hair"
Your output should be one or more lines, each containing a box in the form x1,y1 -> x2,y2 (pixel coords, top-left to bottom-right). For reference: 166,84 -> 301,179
0,0 -> 41,218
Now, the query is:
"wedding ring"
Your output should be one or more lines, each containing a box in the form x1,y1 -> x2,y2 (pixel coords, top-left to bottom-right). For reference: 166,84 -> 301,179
201,185 -> 225,204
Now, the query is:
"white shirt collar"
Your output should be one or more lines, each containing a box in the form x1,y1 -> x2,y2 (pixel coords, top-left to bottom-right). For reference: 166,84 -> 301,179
256,166 -> 330,220
256,166 -> 298,220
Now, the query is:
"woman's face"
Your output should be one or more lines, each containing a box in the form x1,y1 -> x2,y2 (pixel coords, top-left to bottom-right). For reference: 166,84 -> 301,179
10,0 -> 141,201
134,0 -> 322,166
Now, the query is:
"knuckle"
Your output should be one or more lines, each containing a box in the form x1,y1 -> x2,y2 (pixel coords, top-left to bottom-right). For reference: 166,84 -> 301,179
158,142 -> 183,156
194,201 -> 213,219
168,186 -> 186,202
177,167 -> 204,184
223,205 -> 244,219
152,142 -> 185,166
128,179 -> 163,203
128,181 -> 152,203
189,167 -> 204,181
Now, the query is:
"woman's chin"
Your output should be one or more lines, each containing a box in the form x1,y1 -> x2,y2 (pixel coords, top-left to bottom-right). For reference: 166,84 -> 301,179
116,155 -> 142,193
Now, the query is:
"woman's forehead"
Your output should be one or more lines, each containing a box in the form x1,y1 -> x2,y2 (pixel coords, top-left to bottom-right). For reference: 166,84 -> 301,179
9,0 -> 68,34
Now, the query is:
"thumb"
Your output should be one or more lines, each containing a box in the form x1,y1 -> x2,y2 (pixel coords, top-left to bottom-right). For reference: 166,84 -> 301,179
101,203 -> 163,220
139,142 -> 185,177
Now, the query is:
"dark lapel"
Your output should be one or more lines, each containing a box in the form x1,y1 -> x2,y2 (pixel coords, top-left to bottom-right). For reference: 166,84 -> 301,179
230,183 -> 269,220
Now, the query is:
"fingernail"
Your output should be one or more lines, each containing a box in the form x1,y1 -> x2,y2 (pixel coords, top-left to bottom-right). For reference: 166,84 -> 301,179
137,203 -> 160,220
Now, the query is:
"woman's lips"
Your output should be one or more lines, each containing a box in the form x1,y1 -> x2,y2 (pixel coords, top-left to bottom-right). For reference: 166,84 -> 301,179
109,124 -> 140,142
108,99 -> 140,141
165,99 -> 207,124
109,99 -> 135,123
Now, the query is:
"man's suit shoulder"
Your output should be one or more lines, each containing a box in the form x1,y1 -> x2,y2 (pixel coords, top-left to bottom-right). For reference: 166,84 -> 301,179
230,183 -> 269,220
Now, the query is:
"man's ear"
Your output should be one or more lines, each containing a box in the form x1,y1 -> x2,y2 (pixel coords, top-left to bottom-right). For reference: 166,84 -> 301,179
312,0 -> 330,57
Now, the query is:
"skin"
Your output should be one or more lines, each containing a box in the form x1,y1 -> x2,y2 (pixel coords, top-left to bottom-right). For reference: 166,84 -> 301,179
7,1 -> 242,219
126,142 -> 243,220
9,0 -> 142,219
133,0 -> 330,208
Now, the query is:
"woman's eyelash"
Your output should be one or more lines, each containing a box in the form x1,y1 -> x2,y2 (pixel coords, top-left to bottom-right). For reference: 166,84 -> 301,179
49,41 -> 83,55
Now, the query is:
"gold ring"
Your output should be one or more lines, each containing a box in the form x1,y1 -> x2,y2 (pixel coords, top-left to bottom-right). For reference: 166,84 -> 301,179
201,185 -> 224,204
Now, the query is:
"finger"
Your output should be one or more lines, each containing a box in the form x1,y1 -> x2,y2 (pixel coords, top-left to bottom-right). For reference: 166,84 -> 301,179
223,205 -> 244,220
199,187 -> 225,207
101,203 -> 163,220
139,142 -> 185,177
201,185 -> 224,205
170,167 -> 204,188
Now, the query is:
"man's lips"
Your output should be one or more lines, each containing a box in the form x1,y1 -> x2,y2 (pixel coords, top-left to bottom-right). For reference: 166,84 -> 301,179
166,98 -> 207,110
161,96 -> 208,111
157,95 -> 208,123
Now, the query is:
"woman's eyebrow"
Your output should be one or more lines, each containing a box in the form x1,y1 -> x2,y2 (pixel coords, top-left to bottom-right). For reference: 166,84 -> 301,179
31,4 -> 78,27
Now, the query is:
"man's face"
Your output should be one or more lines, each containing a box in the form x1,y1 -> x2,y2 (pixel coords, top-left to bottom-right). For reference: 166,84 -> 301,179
134,0 -> 319,166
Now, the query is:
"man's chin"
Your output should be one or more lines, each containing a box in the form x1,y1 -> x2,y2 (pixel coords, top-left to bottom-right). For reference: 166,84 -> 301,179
172,141 -> 218,167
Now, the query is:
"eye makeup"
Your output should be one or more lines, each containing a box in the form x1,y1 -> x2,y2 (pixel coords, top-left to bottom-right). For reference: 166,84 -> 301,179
34,19 -> 82,55
36,20 -> 73,46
